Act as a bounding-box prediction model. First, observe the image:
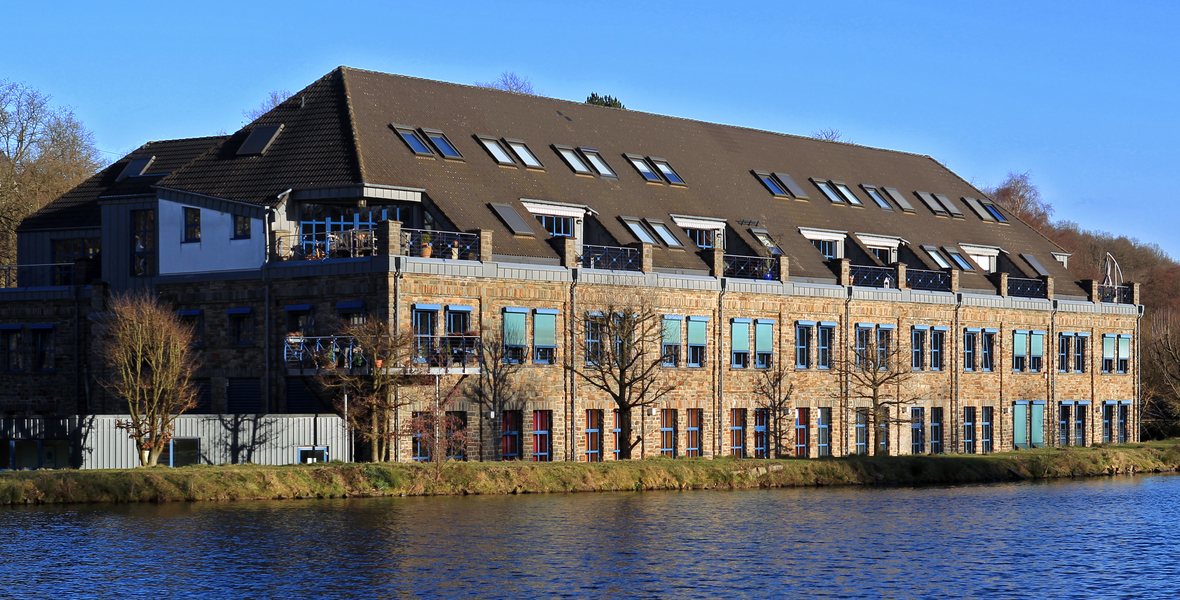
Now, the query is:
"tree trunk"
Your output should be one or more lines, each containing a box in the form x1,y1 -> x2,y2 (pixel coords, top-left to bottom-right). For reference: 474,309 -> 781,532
618,406 -> 634,459
370,406 -> 379,463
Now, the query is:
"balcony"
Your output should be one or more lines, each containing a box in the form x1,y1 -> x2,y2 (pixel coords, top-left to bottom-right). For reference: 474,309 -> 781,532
402,228 -> 481,260
284,334 -> 482,374
579,245 -> 642,271
0,264 -> 74,288
906,268 -> 951,292
413,334 -> 482,372
850,265 -> 897,289
1008,277 -> 1047,298
1096,284 -> 1133,304
723,255 -> 779,281
284,335 -> 367,370
274,230 -> 376,261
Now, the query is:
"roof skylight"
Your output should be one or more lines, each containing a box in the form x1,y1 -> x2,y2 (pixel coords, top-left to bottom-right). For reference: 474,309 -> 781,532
833,182 -> 863,206
646,219 -> 682,247
651,159 -> 684,185
490,203 -> 536,236
477,136 -> 515,165
393,125 -> 433,155
771,172 -> 809,199
916,191 -> 948,216
861,185 -> 894,210
622,217 -> 658,244
933,193 -> 964,218
116,156 -> 155,181
506,139 -> 543,168
237,124 -> 284,155
422,129 -> 463,159
754,171 -> 787,196
921,245 -> 952,269
883,187 -> 916,213
813,179 -> 845,204
962,197 -> 995,222
943,247 -> 975,270
555,145 -> 593,174
579,148 -> 616,178
628,155 -> 662,181
750,228 -> 782,255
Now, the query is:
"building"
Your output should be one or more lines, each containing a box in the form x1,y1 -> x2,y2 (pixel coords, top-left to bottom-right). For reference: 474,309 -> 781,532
0,67 -> 1141,468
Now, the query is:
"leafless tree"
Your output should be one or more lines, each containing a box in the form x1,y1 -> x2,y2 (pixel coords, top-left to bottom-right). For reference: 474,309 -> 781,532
316,319 -> 423,462
463,327 -> 524,460
474,72 -> 537,95
830,330 -> 918,456
982,171 -> 1054,234
243,89 -> 292,122
0,80 -> 102,264
753,359 -> 794,458
407,378 -> 469,480
100,292 -> 200,467
812,127 -> 851,143
566,290 -> 675,459
1145,311 -> 1180,437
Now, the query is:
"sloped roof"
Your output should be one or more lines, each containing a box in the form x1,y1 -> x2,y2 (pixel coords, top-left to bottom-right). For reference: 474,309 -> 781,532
18,135 -> 226,231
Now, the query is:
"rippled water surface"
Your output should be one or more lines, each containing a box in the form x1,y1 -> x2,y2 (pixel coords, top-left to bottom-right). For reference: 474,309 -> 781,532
2,475 -> 1178,598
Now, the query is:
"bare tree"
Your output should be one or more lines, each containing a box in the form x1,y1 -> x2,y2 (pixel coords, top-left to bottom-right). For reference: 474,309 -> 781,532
407,378 -> 469,480
811,128 -> 851,143
0,80 -> 102,264
100,292 -> 200,467
474,72 -> 537,95
566,291 -> 676,459
463,327 -> 524,460
830,330 -> 918,456
1145,311 -> 1180,437
243,89 -> 292,122
316,319 -> 423,462
753,359 -> 794,458
982,171 -> 1054,234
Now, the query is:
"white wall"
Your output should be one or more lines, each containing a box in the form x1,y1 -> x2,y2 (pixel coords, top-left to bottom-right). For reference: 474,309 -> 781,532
158,199 -> 265,274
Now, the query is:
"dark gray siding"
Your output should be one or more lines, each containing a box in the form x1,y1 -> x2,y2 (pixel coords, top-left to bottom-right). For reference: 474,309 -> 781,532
100,198 -> 158,293
17,228 -> 102,267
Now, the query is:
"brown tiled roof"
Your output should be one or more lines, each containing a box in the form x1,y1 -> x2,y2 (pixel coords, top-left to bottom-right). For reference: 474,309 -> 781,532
18,135 -> 226,231
160,66 -> 1081,294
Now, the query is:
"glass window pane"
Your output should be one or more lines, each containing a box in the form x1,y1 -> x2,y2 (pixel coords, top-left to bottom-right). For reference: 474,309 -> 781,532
949,252 -> 974,270
866,188 -> 892,209
630,158 -> 660,181
926,248 -> 951,269
761,176 -> 785,195
817,182 -> 844,203
835,183 -> 862,205
480,139 -> 514,163
650,223 -> 682,246
428,134 -> 461,158
625,220 -> 657,244
508,142 -> 543,167
584,152 -> 615,177
754,233 -> 781,255
560,149 -> 591,173
400,131 -> 431,154
655,162 -> 684,184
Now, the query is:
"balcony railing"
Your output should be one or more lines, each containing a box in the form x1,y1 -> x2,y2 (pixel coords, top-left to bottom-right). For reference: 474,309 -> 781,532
723,255 -> 779,281
283,335 -> 368,369
1008,277 -> 1047,298
579,245 -> 642,271
0,264 -> 74,288
906,268 -> 951,292
850,265 -> 897,289
402,228 -> 480,260
413,334 -> 482,368
275,230 -> 377,261
1096,284 -> 1133,304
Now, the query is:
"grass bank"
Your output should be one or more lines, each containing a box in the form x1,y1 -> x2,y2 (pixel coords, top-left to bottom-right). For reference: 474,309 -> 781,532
3,441 -> 1180,505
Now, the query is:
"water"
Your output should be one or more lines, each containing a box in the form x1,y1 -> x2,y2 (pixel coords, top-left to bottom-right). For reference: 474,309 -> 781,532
2,475 -> 1178,599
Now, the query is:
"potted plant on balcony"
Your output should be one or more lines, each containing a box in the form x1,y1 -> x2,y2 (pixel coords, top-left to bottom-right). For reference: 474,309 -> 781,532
420,232 -> 433,258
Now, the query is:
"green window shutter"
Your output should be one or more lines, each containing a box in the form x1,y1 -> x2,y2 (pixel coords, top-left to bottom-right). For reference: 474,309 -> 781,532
1013,332 -> 1027,357
504,312 -> 527,346
1013,404 -> 1029,449
1031,403 -> 1045,447
755,322 -> 773,353
1031,333 -> 1044,358
662,318 -> 681,345
688,320 -> 706,345
1103,335 -> 1116,359
731,321 -> 749,353
1118,336 -> 1130,360
534,313 -> 556,347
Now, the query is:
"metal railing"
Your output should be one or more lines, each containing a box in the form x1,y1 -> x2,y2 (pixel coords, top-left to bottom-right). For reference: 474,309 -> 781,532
0,264 -> 75,288
402,228 -> 480,260
850,265 -> 897,288
906,268 -> 951,292
1096,284 -> 1133,304
723,255 -> 779,280
413,334 -> 482,368
274,230 -> 377,261
1008,277 -> 1047,298
283,335 -> 368,369
579,245 -> 642,271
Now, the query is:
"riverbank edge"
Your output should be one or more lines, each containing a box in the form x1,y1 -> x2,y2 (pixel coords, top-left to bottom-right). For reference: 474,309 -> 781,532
3,441 -> 1179,505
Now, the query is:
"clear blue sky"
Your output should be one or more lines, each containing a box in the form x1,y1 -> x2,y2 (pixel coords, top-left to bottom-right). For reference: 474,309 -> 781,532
6,1 -> 1178,258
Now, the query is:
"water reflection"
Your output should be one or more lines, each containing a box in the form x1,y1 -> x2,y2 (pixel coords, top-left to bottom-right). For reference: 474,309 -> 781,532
2,475 -> 1178,598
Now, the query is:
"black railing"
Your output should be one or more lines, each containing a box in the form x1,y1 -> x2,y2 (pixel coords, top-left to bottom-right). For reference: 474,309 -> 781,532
906,268 -> 951,292
283,335 -> 368,369
403,228 -> 480,260
413,334 -> 482,368
850,265 -> 896,288
1009,277 -> 1047,298
723,255 -> 779,280
1096,284 -> 1133,304
580,245 -> 642,271
0,264 -> 75,288
275,230 -> 377,261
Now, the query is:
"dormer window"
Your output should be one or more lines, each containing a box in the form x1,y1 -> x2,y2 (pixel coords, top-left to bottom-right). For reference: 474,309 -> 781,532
521,199 -> 593,240
672,215 -> 726,250
856,234 -> 904,264
799,227 -> 847,259
960,244 -> 1001,273
538,215 -> 573,237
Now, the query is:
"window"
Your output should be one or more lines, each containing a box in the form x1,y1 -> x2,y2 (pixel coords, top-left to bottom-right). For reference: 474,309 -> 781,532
963,329 -> 978,371
661,409 -> 678,457
651,158 -> 684,185
394,126 -> 433,155
817,408 -> 831,457
911,407 -> 925,455
586,410 -> 603,462
750,229 -> 782,255
813,179 -> 845,204
795,322 -> 812,369
586,314 -> 605,365
1013,331 -> 1029,372
1030,331 -> 1045,372
555,145 -> 592,174
944,247 -> 975,271
52,237 -> 100,285
1119,404 -> 1129,444
730,408 -> 746,457
960,244 -> 999,274
1059,333 -> 1072,373
855,325 -> 872,369
931,328 -> 945,371
536,214 -> 573,237
628,155 -> 662,181
446,307 -> 471,335
1075,334 -> 1088,373
964,407 -> 976,454
505,139 -> 543,168
754,409 -> 768,458
1074,403 -> 1086,446
662,316 -> 682,367
1118,335 -> 1131,373
861,184 -> 893,210
731,319 -> 750,368
799,228 -> 846,259
912,327 -> 926,370
855,409 -> 868,455
622,218 -> 658,244
876,327 -> 892,370
422,129 -> 463,159
447,412 -> 468,460
534,309 -> 558,364
228,309 -> 253,345
30,326 -> 53,372
930,407 -> 943,454
684,228 -> 715,248
1059,403 -> 1072,446
178,310 -> 204,346
503,308 -> 528,364
233,215 -> 251,239
981,330 -> 995,371
532,410 -> 552,461
411,306 -> 436,362
578,148 -> 616,177
818,323 -> 834,369
754,170 -> 788,196
502,410 -> 522,460
131,209 -> 155,277
921,245 -> 952,270
869,247 -> 892,264
1102,404 -> 1113,443
981,199 -> 1009,222
686,409 -> 702,457
755,320 -> 773,369
877,408 -> 890,455
477,136 -> 516,165
612,409 -> 621,459
412,411 -> 430,462
795,408 -> 809,457
832,181 -> 863,206
813,239 -> 836,259
687,317 -> 707,368
981,407 -> 994,453
647,220 -> 682,247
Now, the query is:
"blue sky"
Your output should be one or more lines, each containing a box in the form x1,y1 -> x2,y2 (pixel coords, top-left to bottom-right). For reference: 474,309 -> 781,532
6,1 -> 1178,257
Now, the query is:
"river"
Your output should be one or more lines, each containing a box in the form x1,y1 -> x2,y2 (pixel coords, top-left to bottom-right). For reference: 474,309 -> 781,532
2,475 -> 1177,599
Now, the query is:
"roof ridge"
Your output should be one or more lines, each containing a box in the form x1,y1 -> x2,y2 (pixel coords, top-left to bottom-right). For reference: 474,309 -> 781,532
143,134 -> 230,145
338,67 -> 368,183
336,65 -> 935,161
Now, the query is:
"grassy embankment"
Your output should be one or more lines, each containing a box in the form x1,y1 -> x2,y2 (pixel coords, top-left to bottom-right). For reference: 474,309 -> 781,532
2,441 -> 1179,505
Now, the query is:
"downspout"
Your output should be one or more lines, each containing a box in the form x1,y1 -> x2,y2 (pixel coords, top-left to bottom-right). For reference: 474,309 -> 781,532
1049,299 -> 1058,445
569,269 -> 578,461
716,278 -> 727,456
952,292 -> 962,453
393,255 -> 403,462
264,203 -> 276,415
843,285 -> 852,456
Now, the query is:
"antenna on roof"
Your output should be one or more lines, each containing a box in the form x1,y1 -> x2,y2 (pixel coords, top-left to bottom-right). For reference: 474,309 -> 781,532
1101,252 -> 1123,286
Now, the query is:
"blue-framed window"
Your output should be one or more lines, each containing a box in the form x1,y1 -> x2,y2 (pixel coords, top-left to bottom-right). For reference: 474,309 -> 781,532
411,411 -> 430,462
612,409 -> 621,459
178,310 -> 204,347
796,322 -> 812,369
585,410 -> 602,462
661,409 -> 678,457
685,228 -> 714,248
912,327 -> 926,370
813,239 -> 836,259
1059,403 -> 1071,446
876,327 -> 892,370
686,409 -> 703,457
755,320 -> 773,369
855,325 -> 872,369
911,407 -> 925,455
817,407 -> 831,457
1102,404 -> 1113,443
930,407 -> 943,454
931,328 -> 945,371
585,315 -> 604,365
1013,331 -> 1029,372
411,306 -> 436,362
1030,331 -> 1045,372
536,214 -> 573,237
533,309 -> 558,364
1074,403 -> 1086,446
730,408 -> 746,457
1059,333 -> 1072,373
687,317 -> 707,368
228,308 -> 254,345
447,411 -> 468,461
532,410 -> 552,462
753,408 -> 768,458
446,307 -> 471,335
963,329 -> 978,371
855,409 -> 868,455
503,308 -> 528,364
1118,335 -> 1131,374
795,407 -> 809,457
981,330 -> 995,371
1118,403 -> 1128,443
1074,335 -> 1087,373
731,319 -> 750,368
30,325 -> 54,372
182,207 -> 201,243
233,214 -> 251,239
662,316 -> 682,367
981,407 -> 993,453
299,203 -> 412,257
818,323 -> 834,369
502,410 -> 522,460
963,406 -> 976,454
